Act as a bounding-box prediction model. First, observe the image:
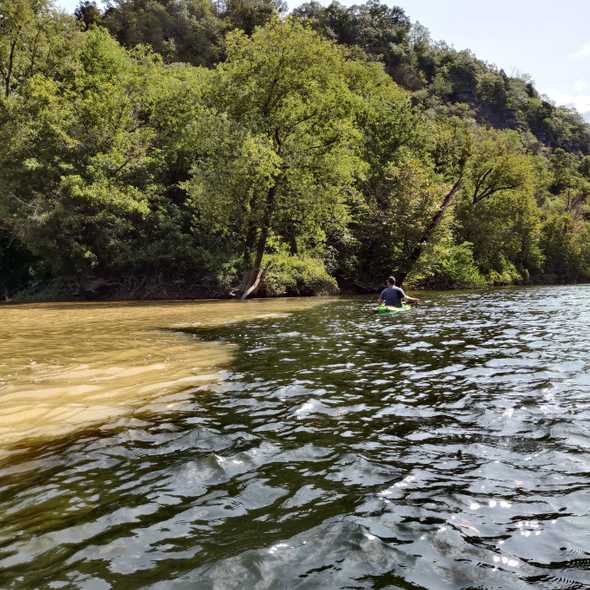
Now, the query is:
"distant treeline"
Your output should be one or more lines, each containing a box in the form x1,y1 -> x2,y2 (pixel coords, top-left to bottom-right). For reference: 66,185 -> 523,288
1,0 -> 589,300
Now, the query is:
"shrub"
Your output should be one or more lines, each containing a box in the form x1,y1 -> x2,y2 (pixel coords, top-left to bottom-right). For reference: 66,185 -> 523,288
414,241 -> 487,288
486,255 -> 523,285
260,254 -> 339,296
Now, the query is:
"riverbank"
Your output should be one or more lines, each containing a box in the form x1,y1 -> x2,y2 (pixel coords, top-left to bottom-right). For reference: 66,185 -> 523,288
4,273 -> 588,305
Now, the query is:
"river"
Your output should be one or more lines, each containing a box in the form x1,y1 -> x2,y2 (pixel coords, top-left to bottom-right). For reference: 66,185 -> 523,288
1,286 -> 589,589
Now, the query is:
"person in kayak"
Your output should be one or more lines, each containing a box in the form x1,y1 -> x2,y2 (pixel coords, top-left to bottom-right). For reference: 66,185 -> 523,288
378,276 -> 420,308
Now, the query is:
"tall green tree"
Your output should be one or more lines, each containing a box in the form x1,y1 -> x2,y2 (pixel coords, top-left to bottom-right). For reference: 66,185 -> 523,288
102,0 -> 285,67
75,0 -> 102,30
539,148 -> 590,281
0,0 -> 76,98
184,18 -> 365,298
103,0 -> 228,66
0,28 -> 213,291
454,129 -> 541,282
224,0 -> 286,35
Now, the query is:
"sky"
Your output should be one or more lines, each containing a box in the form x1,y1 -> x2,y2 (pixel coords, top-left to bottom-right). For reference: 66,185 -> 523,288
55,0 -> 590,120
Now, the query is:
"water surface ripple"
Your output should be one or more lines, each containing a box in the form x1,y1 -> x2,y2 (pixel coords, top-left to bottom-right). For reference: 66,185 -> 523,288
2,286 -> 590,589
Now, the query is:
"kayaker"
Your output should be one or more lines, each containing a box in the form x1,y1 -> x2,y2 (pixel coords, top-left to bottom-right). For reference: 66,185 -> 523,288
378,276 -> 420,308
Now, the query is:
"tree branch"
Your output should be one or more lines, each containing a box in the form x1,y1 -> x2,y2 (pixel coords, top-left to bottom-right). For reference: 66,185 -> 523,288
471,167 -> 493,204
4,39 -> 18,98
473,182 -> 520,204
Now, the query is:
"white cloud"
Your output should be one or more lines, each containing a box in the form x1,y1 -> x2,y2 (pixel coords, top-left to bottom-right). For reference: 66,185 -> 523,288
573,80 -> 590,92
550,92 -> 590,114
570,42 -> 590,59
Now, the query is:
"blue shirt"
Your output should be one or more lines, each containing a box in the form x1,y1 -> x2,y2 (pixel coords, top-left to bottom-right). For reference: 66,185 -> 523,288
380,286 -> 406,307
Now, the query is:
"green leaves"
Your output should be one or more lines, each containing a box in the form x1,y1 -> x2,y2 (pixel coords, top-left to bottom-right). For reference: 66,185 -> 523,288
1,5 -> 590,298
0,26 -> 194,283
465,128 -> 533,206
185,18 -> 367,279
0,0 -> 78,99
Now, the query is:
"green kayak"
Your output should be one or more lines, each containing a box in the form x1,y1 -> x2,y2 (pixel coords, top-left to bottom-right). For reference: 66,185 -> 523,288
377,304 -> 411,314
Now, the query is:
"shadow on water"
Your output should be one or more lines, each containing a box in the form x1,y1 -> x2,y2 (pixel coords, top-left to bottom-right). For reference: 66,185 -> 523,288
1,287 -> 590,589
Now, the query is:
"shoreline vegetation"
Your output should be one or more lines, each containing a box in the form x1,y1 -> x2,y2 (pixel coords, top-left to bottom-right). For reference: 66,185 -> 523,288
2,1 -> 590,303
3,279 -> 588,306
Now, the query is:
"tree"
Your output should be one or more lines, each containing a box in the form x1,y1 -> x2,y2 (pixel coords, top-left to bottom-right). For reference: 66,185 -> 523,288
102,0 -> 286,67
364,123 -> 537,286
348,61 -> 431,286
103,0 -> 228,67
1,0 -> 590,299
0,230 -> 39,299
183,19 -> 365,298
391,119 -> 471,284
538,148 -> 590,282
75,0 -> 102,30
465,129 -> 533,206
0,28 -> 213,289
455,129 -> 541,281
0,0 -> 77,98
357,148 -> 458,286
224,0 -> 286,35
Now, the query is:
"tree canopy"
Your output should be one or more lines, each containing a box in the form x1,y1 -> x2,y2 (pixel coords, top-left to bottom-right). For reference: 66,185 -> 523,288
1,0 -> 589,300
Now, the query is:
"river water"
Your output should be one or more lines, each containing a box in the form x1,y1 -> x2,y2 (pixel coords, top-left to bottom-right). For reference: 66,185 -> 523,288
1,286 -> 589,589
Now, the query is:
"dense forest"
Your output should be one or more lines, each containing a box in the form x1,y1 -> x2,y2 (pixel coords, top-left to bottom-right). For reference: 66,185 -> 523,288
1,0 -> 590,300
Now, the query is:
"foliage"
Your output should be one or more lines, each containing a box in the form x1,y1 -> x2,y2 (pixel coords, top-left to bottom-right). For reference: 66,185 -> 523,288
0,25 -> 219,292
540,214 -> 590,282
100,0 -> 285,67
292,2 -> 590,155
1,1 -> 590,299
354,148 -> 444,283
75,1 -> 102,30
260,253 -> 339,296
414,241 -> 486,289
183,18 -> 365,295
0,232 -> 40,299
455,128 -> 544,281
102,0 -> 228,67
0,0 -> 78,98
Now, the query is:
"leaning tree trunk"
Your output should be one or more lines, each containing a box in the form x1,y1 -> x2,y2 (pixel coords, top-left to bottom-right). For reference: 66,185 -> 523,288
397,175 -> 464,286
241,186 -> 276,300
4,40 -> 17,98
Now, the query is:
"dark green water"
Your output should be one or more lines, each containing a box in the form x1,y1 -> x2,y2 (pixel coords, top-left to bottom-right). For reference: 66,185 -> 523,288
2,286 -> 590,589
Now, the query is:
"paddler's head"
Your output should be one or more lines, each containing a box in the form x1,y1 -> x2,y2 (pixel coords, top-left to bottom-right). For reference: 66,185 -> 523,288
386,276 -> 396,287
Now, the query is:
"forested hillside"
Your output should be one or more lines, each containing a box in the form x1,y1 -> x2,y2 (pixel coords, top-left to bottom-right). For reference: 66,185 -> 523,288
1,0 -> 589,300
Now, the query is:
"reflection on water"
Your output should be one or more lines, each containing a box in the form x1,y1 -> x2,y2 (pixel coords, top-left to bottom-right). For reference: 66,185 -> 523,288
1,286 -> 590,589
0,298 -> 324,451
